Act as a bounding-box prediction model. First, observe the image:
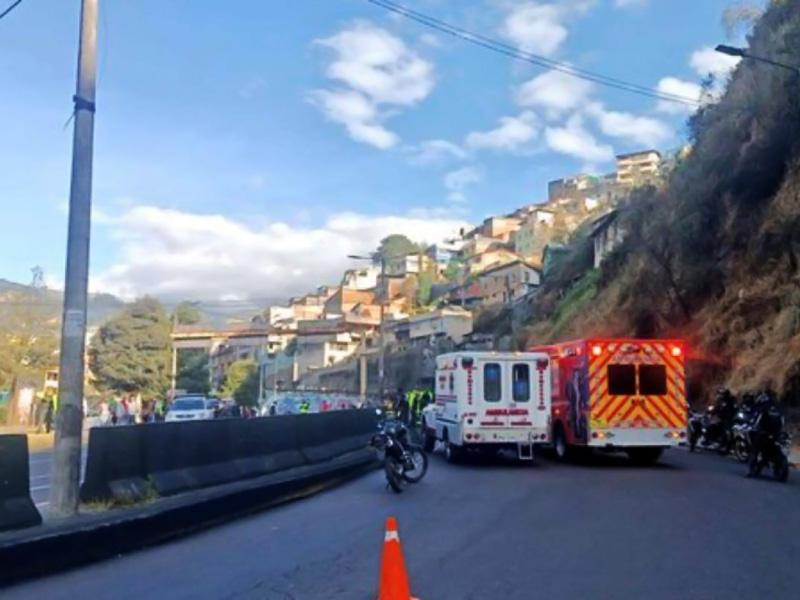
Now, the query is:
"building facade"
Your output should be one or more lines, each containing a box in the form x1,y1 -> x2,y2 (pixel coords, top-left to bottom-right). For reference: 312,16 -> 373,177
478,260 -> 541,306
616,150 -> 661,187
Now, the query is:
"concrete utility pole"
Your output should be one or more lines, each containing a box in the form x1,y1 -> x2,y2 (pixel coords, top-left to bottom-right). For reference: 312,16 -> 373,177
51,0 -> 99,518
378,257 -> 386,403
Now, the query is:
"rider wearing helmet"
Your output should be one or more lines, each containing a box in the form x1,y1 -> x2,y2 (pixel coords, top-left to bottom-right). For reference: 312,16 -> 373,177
746,389 -> 784,478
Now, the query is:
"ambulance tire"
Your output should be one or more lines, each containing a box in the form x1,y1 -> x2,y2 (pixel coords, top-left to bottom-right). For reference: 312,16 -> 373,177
422,428 -> 436,453
553,424 -> 570,461
627,447 -> 664,465
443,430 -> 462,463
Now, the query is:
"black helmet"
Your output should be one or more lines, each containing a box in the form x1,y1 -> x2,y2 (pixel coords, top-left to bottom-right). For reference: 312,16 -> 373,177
755,392 -> 772,407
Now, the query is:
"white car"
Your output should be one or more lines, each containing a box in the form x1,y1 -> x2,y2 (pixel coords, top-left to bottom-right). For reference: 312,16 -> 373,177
166,396 -> 215,422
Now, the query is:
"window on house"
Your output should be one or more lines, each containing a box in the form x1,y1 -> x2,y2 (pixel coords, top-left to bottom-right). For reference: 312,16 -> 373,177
484,363 -> 502,402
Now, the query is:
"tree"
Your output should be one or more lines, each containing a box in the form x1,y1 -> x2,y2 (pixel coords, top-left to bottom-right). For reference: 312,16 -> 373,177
0,293 -> 59,424
0,297 -> 59,391
373,234 -> 418,263
415,271 -> 436,307
220,359 -> 259,406
176,348 -> 210,395
173,301 -> 201,326
89,297 -> 171,396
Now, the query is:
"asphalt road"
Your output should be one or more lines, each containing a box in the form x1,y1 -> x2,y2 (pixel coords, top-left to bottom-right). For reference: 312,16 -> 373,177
28,449 -> 88,516
8,448 -> 800,600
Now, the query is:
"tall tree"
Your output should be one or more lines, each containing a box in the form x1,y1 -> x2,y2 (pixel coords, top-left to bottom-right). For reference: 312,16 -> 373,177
374,234 -> 418,263
173,301 -> 202,326
0,292 -> 59,424
89,297 -> 171,396
176,348 -> 210,395
220,359 -> 259,406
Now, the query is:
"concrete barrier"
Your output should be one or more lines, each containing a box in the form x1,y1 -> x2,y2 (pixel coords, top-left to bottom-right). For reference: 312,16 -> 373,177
0,435 -> 42,533
80,410 -> 377,503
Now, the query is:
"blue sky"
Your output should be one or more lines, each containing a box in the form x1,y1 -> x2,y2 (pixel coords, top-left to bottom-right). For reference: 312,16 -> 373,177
0,0 -> 753,300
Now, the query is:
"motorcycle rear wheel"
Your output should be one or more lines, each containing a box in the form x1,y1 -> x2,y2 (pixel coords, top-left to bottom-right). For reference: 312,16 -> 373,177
402,445 -> 429,483
774,457 -> 790,483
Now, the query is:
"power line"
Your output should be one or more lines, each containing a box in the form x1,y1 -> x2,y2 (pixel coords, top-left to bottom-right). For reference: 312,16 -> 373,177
0,0 -> 24,21
365,0 -> 702,108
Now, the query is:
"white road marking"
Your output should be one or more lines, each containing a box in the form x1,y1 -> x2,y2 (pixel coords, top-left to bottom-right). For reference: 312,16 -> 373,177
30,485 -> 50,492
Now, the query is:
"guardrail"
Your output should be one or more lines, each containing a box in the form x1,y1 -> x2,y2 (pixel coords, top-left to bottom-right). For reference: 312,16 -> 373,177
0,434 -> 42,533
80,409 -> 378,502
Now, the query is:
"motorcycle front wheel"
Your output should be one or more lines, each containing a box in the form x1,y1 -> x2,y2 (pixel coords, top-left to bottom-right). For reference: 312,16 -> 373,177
733,437 -> 749,463
384,455 -> 404,493
402,445 -> 429,483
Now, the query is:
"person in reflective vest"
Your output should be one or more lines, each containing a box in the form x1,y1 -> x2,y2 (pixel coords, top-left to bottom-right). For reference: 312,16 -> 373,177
299,399 -> 311,414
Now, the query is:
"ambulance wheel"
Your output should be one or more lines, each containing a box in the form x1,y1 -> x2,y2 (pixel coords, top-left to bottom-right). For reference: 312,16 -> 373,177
443,431 -> 462,463
553,424 -> 569,461
423,428 -> 436,453
627,447 -> 664,465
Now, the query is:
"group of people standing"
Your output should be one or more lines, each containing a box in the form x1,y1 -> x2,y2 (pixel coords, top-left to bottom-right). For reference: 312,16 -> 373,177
98,396 -> 168,425
391,387 -> 433,426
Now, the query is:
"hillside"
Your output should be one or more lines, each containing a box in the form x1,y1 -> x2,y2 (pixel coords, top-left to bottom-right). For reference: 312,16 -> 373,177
522,1 -> 800,404
0,279 -> 125,326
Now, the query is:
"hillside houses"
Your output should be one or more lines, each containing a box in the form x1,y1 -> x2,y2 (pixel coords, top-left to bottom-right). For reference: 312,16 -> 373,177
175,146 -> 673,397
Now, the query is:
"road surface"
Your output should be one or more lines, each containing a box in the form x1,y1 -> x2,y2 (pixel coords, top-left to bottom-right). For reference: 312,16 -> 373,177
28,449 -> 88,516
8,448 -> 800,600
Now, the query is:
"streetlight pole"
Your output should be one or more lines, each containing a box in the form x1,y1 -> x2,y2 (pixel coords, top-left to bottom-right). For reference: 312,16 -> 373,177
715,44 -> 800,75
51,0 -> 99,518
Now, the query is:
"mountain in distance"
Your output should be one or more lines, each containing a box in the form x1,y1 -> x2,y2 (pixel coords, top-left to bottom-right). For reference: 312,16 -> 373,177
0,278 -> 284,328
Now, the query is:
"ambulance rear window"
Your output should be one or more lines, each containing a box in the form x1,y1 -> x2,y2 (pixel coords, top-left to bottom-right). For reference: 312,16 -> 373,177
512,364 -> 530,403
484,363 -> 502,402
608,364 -> 636,395
639,364 -> 668,395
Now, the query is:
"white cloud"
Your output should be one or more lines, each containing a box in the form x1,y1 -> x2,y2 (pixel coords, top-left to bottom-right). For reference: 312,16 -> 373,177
544,114 -> 614,163
690,46 -> 741,79
307,89 -> 398,149
614,0 -> 648,8
501,3 -> 568,57
239,75 -> 266,99
412,139 -> 468,165
584,102 -> 672,147
310,22 -> 434,149
443,166 -> 483,203
92,206 -> 467,300
465,112 -> 539,153
516,69 -> 593,119
655,77 -> 702,114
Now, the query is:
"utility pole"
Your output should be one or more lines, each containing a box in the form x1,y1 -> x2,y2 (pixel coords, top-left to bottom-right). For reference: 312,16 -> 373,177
378,257 -> 386,403
51,0 -> 99,518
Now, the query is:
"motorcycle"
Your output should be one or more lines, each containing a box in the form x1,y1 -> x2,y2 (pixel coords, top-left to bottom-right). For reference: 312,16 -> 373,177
748,431 -> 792,482
688,406 -> 733,455
731,410 -> 757,463
370,419 -> 429,493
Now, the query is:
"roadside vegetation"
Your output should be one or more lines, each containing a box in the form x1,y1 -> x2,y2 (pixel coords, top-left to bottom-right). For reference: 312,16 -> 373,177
523,0 -> 800,404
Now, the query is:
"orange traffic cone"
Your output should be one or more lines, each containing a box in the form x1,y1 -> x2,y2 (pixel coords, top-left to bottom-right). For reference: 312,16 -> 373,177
378,517 -> 416,600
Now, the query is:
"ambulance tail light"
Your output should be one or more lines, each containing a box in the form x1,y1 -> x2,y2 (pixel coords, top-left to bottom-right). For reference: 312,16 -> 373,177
592,345 -> 602,357
671,346 -> 682,357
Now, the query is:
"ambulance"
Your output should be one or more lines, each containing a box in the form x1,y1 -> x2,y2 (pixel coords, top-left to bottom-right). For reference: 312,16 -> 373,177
528,338 -> 688,463
422,352 -> 552,462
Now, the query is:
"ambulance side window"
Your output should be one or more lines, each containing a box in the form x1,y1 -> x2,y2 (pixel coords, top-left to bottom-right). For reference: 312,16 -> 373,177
512,364 -> 530,402
484,363 -> 502,402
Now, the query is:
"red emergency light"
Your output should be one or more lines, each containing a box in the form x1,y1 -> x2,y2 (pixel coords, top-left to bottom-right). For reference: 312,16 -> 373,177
671,346 -> 682,357
592,345 -> 602,356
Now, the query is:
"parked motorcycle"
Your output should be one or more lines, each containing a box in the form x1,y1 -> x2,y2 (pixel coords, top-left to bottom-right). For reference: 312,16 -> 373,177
748,431 -> 792,482
370,419 -> 429,493
731,409 -> 757,463
688,406 -> 733,455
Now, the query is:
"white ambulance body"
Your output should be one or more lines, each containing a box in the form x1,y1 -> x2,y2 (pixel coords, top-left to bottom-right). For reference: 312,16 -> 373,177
422,352 -> 552,462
